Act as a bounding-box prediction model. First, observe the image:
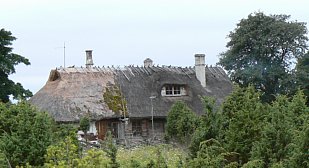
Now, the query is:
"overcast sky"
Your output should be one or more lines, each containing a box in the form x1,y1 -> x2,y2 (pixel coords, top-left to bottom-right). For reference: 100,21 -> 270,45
2,0 -> 309,94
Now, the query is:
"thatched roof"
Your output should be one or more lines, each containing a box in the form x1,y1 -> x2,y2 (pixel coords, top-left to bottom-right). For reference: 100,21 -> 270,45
30,65 -> 232,122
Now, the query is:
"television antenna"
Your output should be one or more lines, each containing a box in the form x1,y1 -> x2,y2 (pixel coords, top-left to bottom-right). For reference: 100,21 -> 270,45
54,42 -> 66,68
63,42 -> 66,68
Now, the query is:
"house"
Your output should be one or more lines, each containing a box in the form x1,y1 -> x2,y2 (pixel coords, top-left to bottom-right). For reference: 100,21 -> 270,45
29,51 -> 232,141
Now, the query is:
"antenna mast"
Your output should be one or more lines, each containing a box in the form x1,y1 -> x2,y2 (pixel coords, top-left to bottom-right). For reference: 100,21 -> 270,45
63,42 -> 66,68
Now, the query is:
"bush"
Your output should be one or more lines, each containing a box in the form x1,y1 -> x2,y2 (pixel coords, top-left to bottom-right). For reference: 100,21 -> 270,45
0,101 -> 53,167
166,101 -> 199,143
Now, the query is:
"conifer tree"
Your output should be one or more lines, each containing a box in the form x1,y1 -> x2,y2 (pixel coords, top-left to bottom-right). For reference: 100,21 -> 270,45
250,96 -> 293,167
166,101 -> 199,143
0,28 -> 32,102
221,86 -> 266,164
189,96 -> 221,158
0,102 -> 53,166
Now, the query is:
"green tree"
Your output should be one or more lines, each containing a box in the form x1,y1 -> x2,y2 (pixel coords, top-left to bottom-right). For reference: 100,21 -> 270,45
0,28 -> 32,102
295,52 -> 309,105
188,139 -> 239,168
52,123 -> 78,144
79,116 -> 90,142
285,91 -> 309,168
0,101 -> 53,167
218,12 -> 308,102
250,95 -> 293,167
79,116 -> 90,135
286,121 -> 309,168
0,151 -> 9,167
103,131 -> 119,168
287,89 -> 309,128
241,160 -> 264,168
189,96 -> 221,158
166,101 -> 199,143
76,149 -> 109,168
44,136 -> 79,167
222,86 -> 266,164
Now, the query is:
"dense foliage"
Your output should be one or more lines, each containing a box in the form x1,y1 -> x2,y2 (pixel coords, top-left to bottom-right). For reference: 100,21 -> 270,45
103,85 -> 128,116
1,86 -> 307,168
189,96 -> 221,158
164,86 -> 308,167
166,101 -> 199,143
221,86 -> 266,164
192,87 -> 308,167
0,28 -> 32,102
79,116 -> 90,135
219,12 -> 308,102
102,131 -> 120,168
295,51 -> 309,105
0,101 -> 54,167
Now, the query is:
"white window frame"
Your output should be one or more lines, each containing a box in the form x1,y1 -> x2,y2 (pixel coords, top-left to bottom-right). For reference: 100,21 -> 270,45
162,85 -> 185,96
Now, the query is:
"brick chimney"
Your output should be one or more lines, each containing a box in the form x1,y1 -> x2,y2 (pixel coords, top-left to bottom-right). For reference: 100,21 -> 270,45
144,58 -> 153,67
85,50 -> 93,68
195,54 -> 206,87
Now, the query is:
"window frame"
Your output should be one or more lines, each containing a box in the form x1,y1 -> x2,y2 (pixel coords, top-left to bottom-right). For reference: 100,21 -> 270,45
132,120 -> 142,136
163,84 -> 185,96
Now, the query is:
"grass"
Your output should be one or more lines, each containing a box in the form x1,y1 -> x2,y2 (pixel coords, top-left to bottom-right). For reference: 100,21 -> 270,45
117,144 -> 187,167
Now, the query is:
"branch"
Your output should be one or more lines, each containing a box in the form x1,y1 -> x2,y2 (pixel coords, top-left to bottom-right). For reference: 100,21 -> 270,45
5,155 -> 12,168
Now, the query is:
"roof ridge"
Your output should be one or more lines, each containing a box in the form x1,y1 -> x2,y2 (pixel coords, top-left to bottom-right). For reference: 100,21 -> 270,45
61,64 -> 196,69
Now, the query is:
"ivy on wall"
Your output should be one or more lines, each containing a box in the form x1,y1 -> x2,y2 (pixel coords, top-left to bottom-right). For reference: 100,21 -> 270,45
103,84 -> 128,116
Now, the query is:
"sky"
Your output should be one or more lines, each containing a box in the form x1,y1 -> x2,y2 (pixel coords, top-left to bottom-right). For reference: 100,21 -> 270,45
1,0 -> 309,94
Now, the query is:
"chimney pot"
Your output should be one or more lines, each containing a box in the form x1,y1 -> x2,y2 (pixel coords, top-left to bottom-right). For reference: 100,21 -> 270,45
86,50 -> 93,68
144,58 -> 153,67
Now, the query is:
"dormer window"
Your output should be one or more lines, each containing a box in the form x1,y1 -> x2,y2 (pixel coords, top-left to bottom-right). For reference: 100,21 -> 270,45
162,84 -> 186,96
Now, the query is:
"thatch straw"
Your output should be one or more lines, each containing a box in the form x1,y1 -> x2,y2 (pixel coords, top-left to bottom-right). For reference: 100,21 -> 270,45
30,66 -> 232,122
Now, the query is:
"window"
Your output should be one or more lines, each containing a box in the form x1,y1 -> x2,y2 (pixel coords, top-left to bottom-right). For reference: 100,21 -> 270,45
173,85 -> 180,95
162,84 -> 186,96
166,85 -> 180,96
107,122 -> 118,138
132,120 -> 142,136
166,85 -> 173,95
